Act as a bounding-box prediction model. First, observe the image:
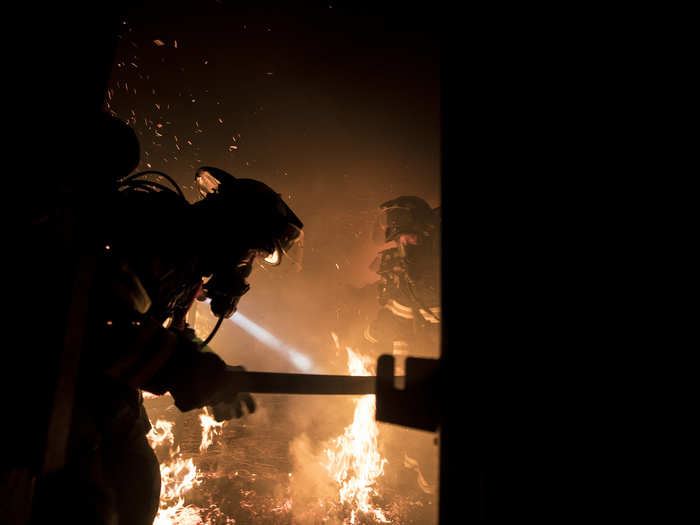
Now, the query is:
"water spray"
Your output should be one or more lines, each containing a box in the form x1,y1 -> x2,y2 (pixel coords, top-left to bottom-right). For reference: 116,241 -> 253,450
230,312 -> 318,373
196,304 -> 404,395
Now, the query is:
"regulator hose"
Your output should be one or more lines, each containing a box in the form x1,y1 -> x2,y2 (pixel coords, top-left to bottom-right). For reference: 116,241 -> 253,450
200,314 -> 225,347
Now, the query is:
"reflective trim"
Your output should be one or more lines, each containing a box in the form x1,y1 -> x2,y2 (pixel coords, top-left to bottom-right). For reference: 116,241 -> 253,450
393,340 -> 409,355
418,307 -> 441,323
386,299 -> 440,323
363,325 -> 379,344
385,299 -> 415,319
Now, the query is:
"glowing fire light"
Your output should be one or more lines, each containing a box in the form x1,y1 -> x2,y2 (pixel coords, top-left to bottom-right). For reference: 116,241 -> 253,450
146,408 -> 229,525
153,450 -> 201,525
147,419 -> 174,449
147,419 -> 203,524
199,406 -> 224,453
324,346 -> 389,524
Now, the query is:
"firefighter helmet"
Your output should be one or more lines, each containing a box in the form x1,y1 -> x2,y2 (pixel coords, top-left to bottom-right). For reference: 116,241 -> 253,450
193,167 -> 304,268
371,195 -> 439,244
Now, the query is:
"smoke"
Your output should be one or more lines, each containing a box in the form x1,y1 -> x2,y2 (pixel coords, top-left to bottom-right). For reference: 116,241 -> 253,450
287,432 -> 340,523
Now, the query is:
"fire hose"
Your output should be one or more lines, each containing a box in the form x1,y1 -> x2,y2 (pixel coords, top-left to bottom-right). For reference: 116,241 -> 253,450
225,366 -> 405,395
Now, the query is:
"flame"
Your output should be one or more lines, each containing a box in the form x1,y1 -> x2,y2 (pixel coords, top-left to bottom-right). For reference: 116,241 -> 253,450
146,410 -> 229,525
153,448 -> 202,525
147,419 -> 174,449
199,406 -> 224,453
142,390 -> 161,399
147,419 -> 202,524
324,347 -> 389,524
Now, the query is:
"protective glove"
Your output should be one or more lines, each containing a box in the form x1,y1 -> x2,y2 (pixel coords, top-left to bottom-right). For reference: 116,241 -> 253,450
146,337 -> 255,415
210,395 -> 256,422
208,365 -> 256,421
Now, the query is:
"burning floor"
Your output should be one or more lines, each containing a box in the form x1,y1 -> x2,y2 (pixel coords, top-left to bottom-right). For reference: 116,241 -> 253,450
143,351 -> 438,525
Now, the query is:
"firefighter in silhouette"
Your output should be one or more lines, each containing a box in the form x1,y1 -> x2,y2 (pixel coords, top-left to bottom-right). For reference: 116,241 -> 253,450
362,196 -> 441,359
30,163 -> 303,525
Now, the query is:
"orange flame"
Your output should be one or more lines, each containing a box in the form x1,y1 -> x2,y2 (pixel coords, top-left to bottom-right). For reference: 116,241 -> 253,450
153,449 -> 202,525
324,347 -> 389,524
146,409 -> 231,525
147,418 -> 203,524
199,406 -> 224,453
147,419 -> 174,449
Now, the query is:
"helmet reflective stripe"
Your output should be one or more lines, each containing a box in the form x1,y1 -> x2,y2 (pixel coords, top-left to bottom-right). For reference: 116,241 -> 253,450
195,169 -> 222,197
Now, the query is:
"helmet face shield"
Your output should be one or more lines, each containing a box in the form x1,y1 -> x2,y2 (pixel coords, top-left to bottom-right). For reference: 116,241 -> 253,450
371,209 -> 389,245
373,204 -> 416,243
254,223 -> 303,269
372,196 -> 438,244
262,247 -> 281,265
279,223 -> 304,269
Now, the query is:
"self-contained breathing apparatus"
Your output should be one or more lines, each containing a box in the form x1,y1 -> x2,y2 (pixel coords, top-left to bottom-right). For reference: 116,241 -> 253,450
114,166 -> 304,347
